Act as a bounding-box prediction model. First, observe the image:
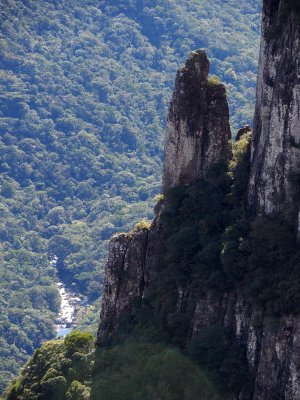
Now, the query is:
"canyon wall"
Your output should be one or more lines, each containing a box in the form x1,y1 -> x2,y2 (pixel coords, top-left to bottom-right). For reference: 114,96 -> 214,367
248,0 -> 300,235
97,2 -> 300,399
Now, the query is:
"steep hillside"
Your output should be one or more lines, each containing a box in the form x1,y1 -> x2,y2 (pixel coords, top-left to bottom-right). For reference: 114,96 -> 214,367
0,0 -> 261,392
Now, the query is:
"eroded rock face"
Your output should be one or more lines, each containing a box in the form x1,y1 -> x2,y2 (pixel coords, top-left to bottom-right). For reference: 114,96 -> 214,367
190,292 -> 300,400
96,230 -> 148,346
248,0 -> 300,233
96,212 -> 164,346
97,5 -> 300,396
163,49 -> 231,191
97,51 -> 231,346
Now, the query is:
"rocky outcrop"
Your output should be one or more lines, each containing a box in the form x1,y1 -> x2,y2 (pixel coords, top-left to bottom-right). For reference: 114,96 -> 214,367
97,230 -> 148,345
97,51 -> 231,346
97,2 -> 300,399
163,49 -> 231,191
96,211 -> 164,346
248,0 -> 300,234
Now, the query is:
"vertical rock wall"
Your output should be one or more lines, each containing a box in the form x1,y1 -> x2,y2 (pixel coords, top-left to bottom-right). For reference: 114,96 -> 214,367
248,0 -> 300,233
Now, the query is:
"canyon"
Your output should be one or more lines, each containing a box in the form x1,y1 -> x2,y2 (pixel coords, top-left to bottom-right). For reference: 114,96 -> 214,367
3,1 -> 300,399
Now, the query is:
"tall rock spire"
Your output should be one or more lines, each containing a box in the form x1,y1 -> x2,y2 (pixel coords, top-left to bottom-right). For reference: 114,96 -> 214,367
163,49 -> 231,192
248,0 -> 300,234
97,50 -> 231,346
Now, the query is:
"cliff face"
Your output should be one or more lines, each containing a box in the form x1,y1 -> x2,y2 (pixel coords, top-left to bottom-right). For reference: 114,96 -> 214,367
248,0 -> 300,234
191,292 -> 300,400
97,214 -> 163,346
97,2 -> 300,399
97,49 -> 231,345
163,50 -> 231,191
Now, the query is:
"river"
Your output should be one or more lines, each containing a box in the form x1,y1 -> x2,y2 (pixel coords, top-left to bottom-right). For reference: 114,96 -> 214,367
55,282 -> 88,337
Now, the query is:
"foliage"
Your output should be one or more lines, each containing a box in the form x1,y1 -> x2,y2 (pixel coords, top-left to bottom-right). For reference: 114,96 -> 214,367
224,134 -> 300,315
131,219 -> 152,233
158,161 -> 232,298
221,132 -> 252,284
187,326 -> 250,395
91,342 -> 220,400
4,133 -> 300,399
5,120 -> 300,400
3,331 -> 93,400
0,0 -> 261,390
66,381 -> 90,400
4,341 -> 220,399
208,75 -> 222,86
154,193 -> 164,202
64,331 -> 94,357
244,217 -> 300,314
0,252 -> 59,394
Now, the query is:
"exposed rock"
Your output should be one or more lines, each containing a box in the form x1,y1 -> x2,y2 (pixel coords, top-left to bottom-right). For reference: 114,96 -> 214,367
231,304 -> 300,400
248,0 -> 300,233
190,292 -> 300,400
163,49 -> 231,191
96,230 -> 148,346
97,51 -> 231,346
97,4 -> 300,398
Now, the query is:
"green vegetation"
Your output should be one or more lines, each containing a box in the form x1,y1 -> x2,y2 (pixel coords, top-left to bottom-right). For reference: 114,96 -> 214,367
91,342 -> 220,400
0,0 -> 261,389
208,75 -> 222,86
3,340 -> 220,400
187,326 -> 250,394
242,217 -> 300,314
3,331 -> 94,400
0,252 -> 60,394
3,1 -> 300,397
223,214 -> 300,315
158,132 -> 300,317
223,133 -> 300,315
131,219 -> 152,233
154,193 -> 165,203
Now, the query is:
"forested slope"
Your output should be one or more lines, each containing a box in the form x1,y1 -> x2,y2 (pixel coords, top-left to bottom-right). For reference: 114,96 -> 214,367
0,0 -> 261,392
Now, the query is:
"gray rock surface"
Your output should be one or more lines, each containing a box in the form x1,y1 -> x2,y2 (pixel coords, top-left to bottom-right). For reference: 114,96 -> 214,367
248,0 -> 300,234
163,49 -> 231,191
96,229 -> 148,346
191,292 -> 300,400
97,50 -> 231,346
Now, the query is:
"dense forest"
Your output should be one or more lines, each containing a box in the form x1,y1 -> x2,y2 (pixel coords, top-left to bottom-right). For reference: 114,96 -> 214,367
4,330 -> 221,400
0,0 -> 261,392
